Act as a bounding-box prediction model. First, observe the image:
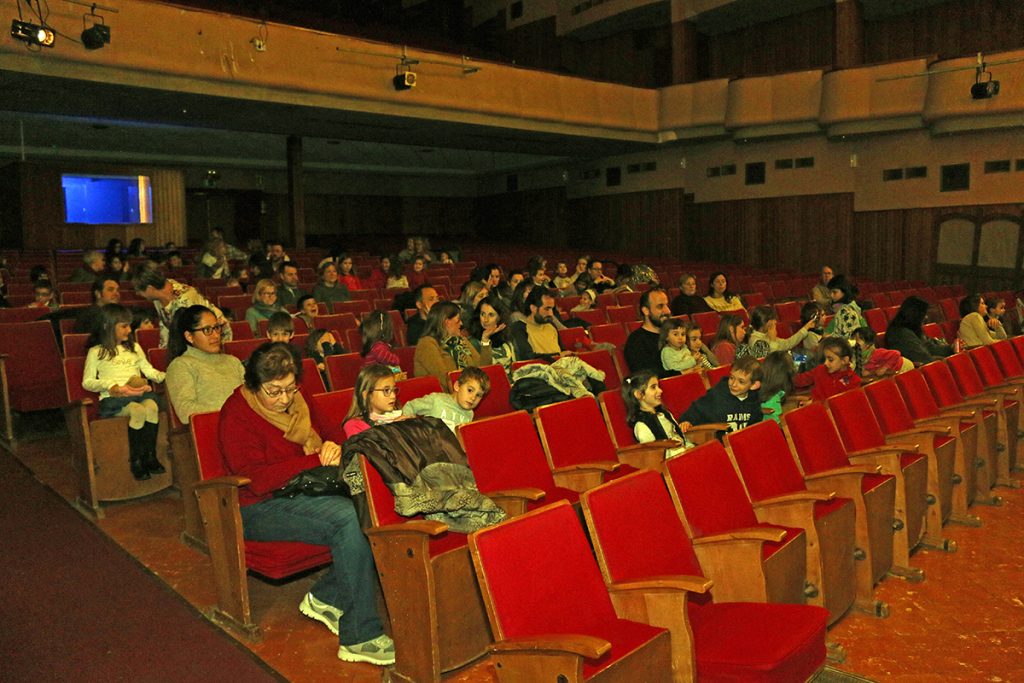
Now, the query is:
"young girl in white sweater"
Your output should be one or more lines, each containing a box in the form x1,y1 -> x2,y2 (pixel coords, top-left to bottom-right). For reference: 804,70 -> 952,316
82,304 -> 166,480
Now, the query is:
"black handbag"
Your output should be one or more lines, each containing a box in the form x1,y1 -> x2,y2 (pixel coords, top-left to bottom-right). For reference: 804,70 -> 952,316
273,465 -> 348,499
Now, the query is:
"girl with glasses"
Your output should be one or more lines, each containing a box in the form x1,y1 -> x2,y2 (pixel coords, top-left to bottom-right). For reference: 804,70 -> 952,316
342,363 -> 405,439
165,305 -> 245,424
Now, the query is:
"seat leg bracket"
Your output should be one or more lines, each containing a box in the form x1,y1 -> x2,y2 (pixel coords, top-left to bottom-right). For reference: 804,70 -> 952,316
888,565 -> 926,583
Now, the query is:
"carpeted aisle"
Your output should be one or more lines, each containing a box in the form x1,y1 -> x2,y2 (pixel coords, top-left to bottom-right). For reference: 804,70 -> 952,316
0,449 -> 283,682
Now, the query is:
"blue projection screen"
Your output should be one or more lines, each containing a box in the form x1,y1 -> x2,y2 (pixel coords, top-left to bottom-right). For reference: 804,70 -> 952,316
62,174 -> 153,224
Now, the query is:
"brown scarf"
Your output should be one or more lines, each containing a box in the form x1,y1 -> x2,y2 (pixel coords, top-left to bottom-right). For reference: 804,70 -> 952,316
242,386 -> 323,455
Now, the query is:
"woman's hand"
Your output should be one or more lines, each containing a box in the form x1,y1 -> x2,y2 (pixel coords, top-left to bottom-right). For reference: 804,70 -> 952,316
800,318 -> 817,332
766,319 -> 779,340
679,421 -> 693,433
318,441 -> 341,466
481,323 -> 506,341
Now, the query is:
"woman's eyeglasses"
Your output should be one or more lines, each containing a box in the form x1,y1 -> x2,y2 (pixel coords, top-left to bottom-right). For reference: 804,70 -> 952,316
192,323 -> 227,336
371,386 -> 400,397
261,384 -> 300,398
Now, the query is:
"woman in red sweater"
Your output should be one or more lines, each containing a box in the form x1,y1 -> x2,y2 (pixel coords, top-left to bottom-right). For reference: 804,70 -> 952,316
217,342 -> 394,666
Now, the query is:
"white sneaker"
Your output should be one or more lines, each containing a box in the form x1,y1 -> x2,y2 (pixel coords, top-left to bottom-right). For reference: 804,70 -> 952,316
299,592 -> 342,636
337,634 -> 395,666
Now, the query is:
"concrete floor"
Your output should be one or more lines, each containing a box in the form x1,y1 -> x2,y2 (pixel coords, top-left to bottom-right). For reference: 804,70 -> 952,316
11,413 -> 1024,682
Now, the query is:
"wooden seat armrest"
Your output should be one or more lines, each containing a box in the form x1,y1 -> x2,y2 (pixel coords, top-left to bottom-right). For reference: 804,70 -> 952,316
694,527 -> 786,545
552,460 -> 621,474
847,450 -> 903,471
755,490 -> 835,508
894,426 -> 951,437
957,398 -> 998,409
849,443 -> 919,457
487,487 -> 546,501
985,386 -> 1020,396
609,575 -> 712,595
939,409 -> 978,418
194,475 -> 251,491
490,635 -> 611,660
618,440 -> 678,453
686,423 -> 730,435
804,465 -> 880,480
365,520 -> 447,538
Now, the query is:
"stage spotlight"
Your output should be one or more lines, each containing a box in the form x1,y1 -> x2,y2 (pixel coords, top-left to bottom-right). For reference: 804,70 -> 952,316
11,19 -> 55,47
81,23 -> 110,50
393,71 -> 417,91
971,78 -> 999,99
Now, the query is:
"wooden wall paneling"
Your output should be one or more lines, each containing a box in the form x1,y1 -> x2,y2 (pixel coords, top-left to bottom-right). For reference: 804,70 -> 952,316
567,190 -> 684,259
706,5 -> 834,79
0,163 -> 23,248
864,0 -> 1024,65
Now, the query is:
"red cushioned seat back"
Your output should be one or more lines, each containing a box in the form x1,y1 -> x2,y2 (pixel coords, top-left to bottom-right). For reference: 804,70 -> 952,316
616,291 -> 641,308
605,306 -> 637,324
537,397 -> 618,469
359,454 -> 412,527
827,389 -> 887,452
191,411 -> 228,480
589,322 -> 626,347
693,311 -> 719,332
64,356 -> 101,422
663,441 -> 759,536
299,358 -> 326,403
946,353 -> 988,398
938,298 -> 959,322
325,352 -> 363,391
470,501 -> 619,640
449,364 -> 511,419
966,347 -> 1004,389
228,320 -> 254,340
0,320 -> 66,412
864,308 -> 887,336
308,389 -> 354,442
459,411 -> 558,494
991,340 -> 1024,378
920,361 -> 966,407
776,301 -> 801,323
781,403 -> 851,474
136,327 -> 160,353
218,294 -> 252,313
705,364 -> 731,387
334,300 -> 371,318
725,421 -> 809,501
599,390 -> 637,448
558,327 -> 590,352
313,313 -> 358,332
62,333 -> 91,359
659,372 -> 708,417
577,349 -> 621,391
1010,336 -> 1024,366
146,347 -> 169,373
895,368 -> 942,420
223,338 -> 263,363
582,470 -> 712,606
397,374 -> 443,403
864,378 -> 916,435
573,309 -> 607,326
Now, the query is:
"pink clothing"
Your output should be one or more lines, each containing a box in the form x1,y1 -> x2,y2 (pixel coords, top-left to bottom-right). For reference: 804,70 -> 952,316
343,418 -> 371,439
863,347 -> 904,375
712,341 -> 736,366
362,340 -> 400,368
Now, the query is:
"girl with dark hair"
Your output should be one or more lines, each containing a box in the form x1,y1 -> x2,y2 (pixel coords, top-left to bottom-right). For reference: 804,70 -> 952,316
359,310 -> 403,375
710,314 -> 749,366
759,351 -> 797,423
703,271 -> 744,313
747,305 -> 817,356
127,237 -> 146,257
165,305 -> 245,424
217,343 -> 394,666
82,304 -> 165,479
623,371 -> 688,455
958,293 -> 1005,348
413,301 -> 493,391
823,274 -> 865,339
885,296 -> 953,365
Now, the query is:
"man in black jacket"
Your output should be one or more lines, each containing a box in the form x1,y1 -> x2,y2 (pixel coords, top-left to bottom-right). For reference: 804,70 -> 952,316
624,288 -> 672,377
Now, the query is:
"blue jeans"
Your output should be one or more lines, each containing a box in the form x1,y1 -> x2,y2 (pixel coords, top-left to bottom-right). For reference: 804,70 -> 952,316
240,495 -> 383,645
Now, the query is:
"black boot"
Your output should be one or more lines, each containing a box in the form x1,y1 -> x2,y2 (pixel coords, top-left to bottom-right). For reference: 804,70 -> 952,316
140,422 -> 165,475
128,427 -> 151,481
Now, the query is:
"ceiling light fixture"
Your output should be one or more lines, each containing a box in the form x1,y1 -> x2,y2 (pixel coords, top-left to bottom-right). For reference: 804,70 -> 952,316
11,19 -> 55,47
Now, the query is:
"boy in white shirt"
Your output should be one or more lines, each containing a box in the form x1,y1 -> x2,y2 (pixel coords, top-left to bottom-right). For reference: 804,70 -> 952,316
401,367 -> 490,433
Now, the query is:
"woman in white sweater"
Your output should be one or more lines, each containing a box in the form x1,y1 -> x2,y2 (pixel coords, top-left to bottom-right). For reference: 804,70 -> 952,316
82,304 -> 165,480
